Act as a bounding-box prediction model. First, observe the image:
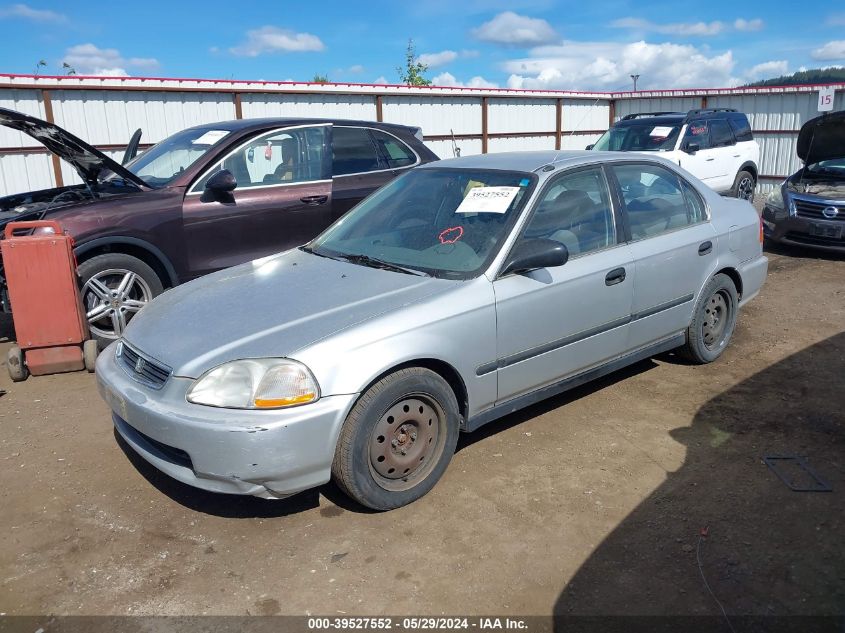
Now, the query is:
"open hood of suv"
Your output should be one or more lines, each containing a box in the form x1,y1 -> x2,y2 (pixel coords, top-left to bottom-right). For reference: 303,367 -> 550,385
0,106 -> 148,189
797,110 -> 845,166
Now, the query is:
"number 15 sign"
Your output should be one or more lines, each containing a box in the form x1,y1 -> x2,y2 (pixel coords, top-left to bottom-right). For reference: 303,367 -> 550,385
818,86 -> 835,112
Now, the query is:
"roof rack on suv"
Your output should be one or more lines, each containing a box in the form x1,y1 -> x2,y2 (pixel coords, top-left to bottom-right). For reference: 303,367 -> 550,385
683,108 -> 738,121
620,112 -> 683,120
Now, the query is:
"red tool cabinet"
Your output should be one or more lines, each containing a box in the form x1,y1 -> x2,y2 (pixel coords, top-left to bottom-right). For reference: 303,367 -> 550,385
1,220 -> 97,380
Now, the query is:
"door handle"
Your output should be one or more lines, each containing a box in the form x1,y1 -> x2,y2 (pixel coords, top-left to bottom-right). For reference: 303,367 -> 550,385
698,241 -> 713,256
705,158 -> 715,162
300,195 -> 328,206
605,267 -> 626,286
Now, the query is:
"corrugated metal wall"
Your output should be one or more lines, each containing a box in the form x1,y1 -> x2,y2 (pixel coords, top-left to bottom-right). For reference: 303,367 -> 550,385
0,75 -> 842,197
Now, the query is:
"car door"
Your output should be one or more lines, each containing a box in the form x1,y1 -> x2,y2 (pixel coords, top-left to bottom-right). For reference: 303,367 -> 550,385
181,124 -> 332,278
677,120 -> 722,184
492,165 -> 635,403
330,127 -> 421,223
707,118 -> 738,191
609,161 -> 716,352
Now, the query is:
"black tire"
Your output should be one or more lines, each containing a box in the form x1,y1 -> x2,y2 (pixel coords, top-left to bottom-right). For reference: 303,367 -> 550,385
77,253 -> 164,349
332,367 -> 460,511
7,344 -> 28,382
732,170 -> 756,201
83,339 -> 99,372
680,273 -> 738,364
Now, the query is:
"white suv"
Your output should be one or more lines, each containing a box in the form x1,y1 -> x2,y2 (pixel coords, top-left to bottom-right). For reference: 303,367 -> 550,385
589,109 -> 760,201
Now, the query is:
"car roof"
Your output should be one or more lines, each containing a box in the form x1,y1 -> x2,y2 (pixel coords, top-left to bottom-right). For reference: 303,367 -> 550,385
184,117 -> 417,134
614,109 -> 748,128
420,150 -> 654,173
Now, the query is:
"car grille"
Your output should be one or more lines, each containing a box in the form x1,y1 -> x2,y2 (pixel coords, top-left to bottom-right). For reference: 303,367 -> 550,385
116,341 -> 172,389
793,197 -> 845,222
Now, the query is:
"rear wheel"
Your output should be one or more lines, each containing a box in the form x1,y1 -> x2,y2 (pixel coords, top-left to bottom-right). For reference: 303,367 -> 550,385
78,254 -> 163,348
332,368 -> 460,510
732,170 -> 756,201
7,344 -> 27,382
680,273 -> 738,364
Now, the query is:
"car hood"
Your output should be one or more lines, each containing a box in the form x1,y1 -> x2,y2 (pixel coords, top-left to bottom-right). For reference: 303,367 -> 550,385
122,248 -> 456,378
797,110 -> 845,166
0,106 -> 148,189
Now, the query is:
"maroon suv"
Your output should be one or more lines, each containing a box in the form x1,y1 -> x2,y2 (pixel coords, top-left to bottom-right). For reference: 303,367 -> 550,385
0,108 -> 438,345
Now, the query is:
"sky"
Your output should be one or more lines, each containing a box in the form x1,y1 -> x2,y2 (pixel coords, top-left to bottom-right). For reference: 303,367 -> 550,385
0,0 -> 843,91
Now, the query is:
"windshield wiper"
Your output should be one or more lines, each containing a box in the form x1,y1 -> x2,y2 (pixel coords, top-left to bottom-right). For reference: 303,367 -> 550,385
335,253 -> 428,276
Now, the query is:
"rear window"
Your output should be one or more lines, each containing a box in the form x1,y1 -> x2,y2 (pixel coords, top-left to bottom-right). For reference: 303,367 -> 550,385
728,115 -> 753,142
371,129 -> 417,168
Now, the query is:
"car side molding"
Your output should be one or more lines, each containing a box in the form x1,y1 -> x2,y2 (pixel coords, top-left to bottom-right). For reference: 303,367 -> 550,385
465,333 -> 685,433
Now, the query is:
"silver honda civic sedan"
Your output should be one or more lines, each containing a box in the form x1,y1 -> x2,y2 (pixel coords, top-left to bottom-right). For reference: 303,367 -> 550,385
97,151 -> 768,510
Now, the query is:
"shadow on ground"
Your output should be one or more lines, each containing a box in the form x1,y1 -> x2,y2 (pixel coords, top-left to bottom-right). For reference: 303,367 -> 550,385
553,333 -> 845,624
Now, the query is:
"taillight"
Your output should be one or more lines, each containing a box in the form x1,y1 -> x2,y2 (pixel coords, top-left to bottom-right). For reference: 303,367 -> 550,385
759,217 -> 765,244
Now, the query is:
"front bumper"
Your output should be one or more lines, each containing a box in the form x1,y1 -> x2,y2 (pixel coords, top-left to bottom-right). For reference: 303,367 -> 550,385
762,206 -> 845,252
96,343 -> 358,499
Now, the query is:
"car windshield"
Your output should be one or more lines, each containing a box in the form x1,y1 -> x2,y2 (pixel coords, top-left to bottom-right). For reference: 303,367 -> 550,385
308,168 -> 536,279
593,123 -> 681,152
109,127 -> 232,187
806,158 -> 845,175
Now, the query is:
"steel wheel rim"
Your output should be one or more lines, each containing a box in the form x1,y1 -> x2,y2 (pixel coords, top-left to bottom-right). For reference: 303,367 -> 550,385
83,268 -> 152,339
702,290 -> 730,350
369,394 -> 446,492
738,177 -> 754,201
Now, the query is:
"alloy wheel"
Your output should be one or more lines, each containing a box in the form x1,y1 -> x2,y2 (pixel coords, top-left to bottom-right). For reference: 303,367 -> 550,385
738,176 -> 755,201
83,268 -> 152,339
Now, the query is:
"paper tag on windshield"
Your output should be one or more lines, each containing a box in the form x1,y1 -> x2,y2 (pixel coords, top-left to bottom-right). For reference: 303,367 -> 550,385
455,186 -> 519,214
192,130 -> 229,145
650,126 -> 673,137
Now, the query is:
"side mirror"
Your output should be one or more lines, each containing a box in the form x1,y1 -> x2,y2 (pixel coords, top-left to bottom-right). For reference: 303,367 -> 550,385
684,142 -> 700,154
585,144 -> 595,151
206,169 -> 237,193
501,238 -> 569,276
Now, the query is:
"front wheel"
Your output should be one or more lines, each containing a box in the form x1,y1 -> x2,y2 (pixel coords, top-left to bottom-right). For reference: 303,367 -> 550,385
78,254 -> 164,349
332,368 -> 460,511
680,273 -> 738,364
732,170 -> 756,201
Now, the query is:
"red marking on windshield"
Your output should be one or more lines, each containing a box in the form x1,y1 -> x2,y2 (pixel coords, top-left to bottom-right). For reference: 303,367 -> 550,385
439,226 -> 464,244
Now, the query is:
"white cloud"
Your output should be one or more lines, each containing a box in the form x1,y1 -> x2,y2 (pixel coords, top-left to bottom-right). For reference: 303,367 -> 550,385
419,50 -> 459,68
0,3 -> 65,22
230,26 -> 324,56
610,17 -> 725,36
347,64 -> 364,73
734,18 -> 763,32
372,76 -> 389,84
61,44 -> 160,76
825,13 -> 845,26
812,40 -> 845,61
504,40 -> 738,91
432,71 -> 499,88
418,49 -> 480,68
472,11 -> 559,46
745,60 -> 788,80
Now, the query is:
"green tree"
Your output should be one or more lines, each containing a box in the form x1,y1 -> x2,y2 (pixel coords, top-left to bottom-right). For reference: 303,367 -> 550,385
397,39 -> 431,86
62,62 -> 76,75
311,73 -> 329,83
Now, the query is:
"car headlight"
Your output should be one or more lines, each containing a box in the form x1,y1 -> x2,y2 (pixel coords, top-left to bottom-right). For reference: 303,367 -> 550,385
765,185 -> 793,220
187,359 -> 320,409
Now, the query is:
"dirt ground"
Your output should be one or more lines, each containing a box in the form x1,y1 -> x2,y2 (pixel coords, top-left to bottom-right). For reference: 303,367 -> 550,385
0,230 -> 843,619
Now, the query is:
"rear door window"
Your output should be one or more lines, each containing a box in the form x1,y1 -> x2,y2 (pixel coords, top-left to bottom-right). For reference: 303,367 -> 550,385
371,129 -> 417,168
332,127 -> 382,176
613,163 -> 699,240
728,115 -> 753,142
709,120 -> 736,147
